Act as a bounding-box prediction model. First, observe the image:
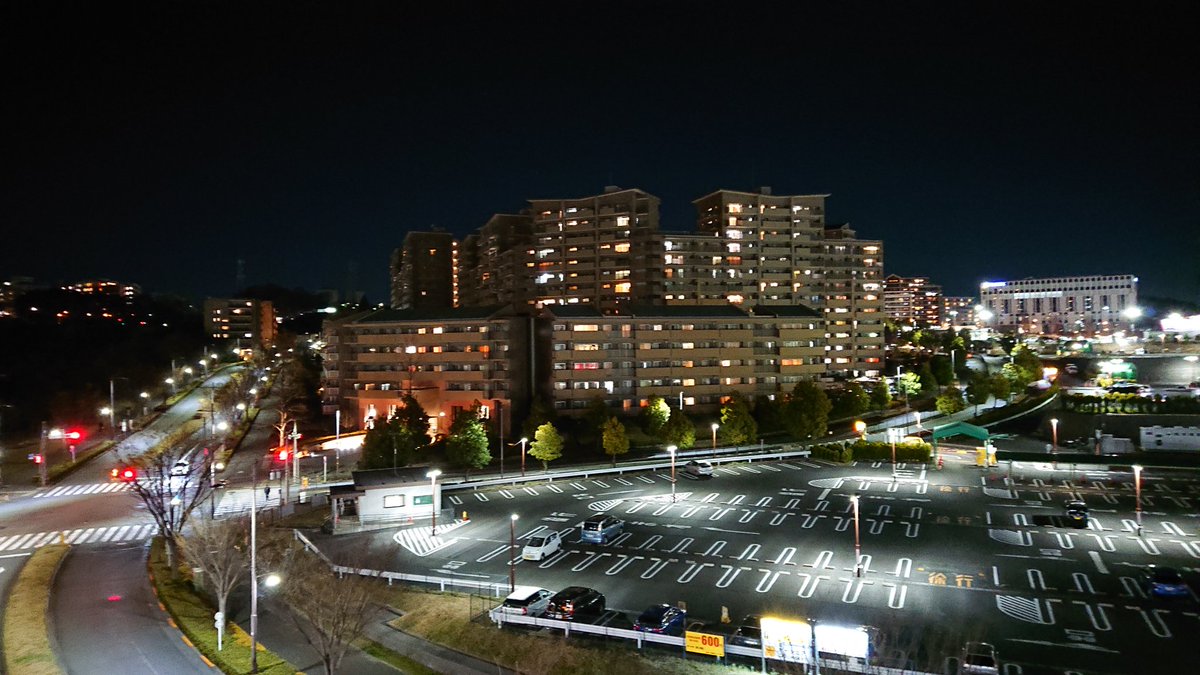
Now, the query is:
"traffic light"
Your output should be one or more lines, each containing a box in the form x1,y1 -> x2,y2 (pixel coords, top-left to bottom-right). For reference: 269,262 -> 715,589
120,467 -> 137,481
33,454 -> 44,464
65,429 -> 83,441
277,449 -> 289,462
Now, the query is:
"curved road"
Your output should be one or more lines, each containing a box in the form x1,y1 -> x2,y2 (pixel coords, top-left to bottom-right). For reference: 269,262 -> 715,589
52,542 -> 213,674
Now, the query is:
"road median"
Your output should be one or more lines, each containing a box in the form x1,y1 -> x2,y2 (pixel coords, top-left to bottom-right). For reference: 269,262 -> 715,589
2,544 -> 69,675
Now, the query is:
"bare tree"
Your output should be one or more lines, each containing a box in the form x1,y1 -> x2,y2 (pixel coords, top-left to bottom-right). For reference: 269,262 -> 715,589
179,516 -> 249,635
278,548 -> 379,675
125,442 -> 214,572
273,407 -> 294,449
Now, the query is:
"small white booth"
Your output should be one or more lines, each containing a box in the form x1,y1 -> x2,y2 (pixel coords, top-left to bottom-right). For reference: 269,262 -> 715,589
329,466 -> 443,533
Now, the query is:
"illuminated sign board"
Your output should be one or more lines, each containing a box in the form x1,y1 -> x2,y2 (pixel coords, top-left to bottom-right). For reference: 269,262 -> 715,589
685,631 -> 725,657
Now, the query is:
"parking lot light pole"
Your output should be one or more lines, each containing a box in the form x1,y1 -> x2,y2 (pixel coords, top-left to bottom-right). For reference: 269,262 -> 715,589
711,423 -> 719,454
426,469 -> 442,537
509,514 -> 519,592
851,494 -> 862,578
887,428 -> 898,480
1051,418 -> 1059,451
519,437 -> 528,477
667,445 -> 678,503
1133,464 -> 1143,536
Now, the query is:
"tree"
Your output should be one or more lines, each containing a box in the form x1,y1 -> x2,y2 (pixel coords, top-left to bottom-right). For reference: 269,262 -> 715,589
830,382 -> 870,419
917,363 -> 938,395
930,356 -> 954,386
988,373 -> 1011,407
528,422 -> 563,471
935,386 -> 966,415
897,372 -> 922,409
601,417 -> 630,467
662,409 -> 696,449
1001,361 -> 1032,391
785,381 -> 832,440
581,396 -> 612,451
179,516 -> 249,640
445,410 -> 491,474
639,395 -> 671,438
869,382 -> 892,411
278,548 -> 379,675
124,442 -> 215,573
359,416 -> 425,471
521,397 -> 557,439
966,375 -> 990,413
392,393 -> 430,439
753,394 -> 785,433
718,391 -> 757,446
1012,344 -> 1043,382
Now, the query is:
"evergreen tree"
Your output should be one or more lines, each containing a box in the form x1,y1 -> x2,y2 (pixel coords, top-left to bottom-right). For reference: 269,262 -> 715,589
897,372 -> 922,409
639,395 -> 671,438
869,382 -> 893,411
918,363 -> 938,395
528,422 -> 563,471
581,396 -> 611,450
936,385 -> 966,415
930,355 -> 954,386
830,382 -> 870,419
785,381 -> 832,440
662,409 -> 696,449
989,373 -> 1011,407
753,394 -> 785,433
966,375 -> 991,413
358,417 -> 424,471
393,393 -> 430,439
718,391 -> 757,446
601,417 -> 630,467
445,410 -> 491,474
521,397 -> 558,439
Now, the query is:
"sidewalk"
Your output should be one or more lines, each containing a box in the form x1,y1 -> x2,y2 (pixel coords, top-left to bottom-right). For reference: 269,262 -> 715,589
364,609 -> 517,675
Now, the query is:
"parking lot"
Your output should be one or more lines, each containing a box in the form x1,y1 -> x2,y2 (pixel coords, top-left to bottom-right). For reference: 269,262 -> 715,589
315,455 -> 1200,673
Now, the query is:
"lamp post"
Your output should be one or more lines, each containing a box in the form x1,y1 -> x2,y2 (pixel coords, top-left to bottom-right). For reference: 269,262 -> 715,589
1050,418 -> 1059,452
519,437 -> 528,477
250,461 -> 260,673
851,494 -> 862,577
509,513 -> 519,592
1184,355 -> 1198,383
711,423 -> 719,455
887,428 -> 899,479
210,461 -> 225,517
667,444 -> 678,503
426,469 -> 442,536
139,391 -> 149,416
1133,464 -> 1143,536
853,420 -> 866,442
165,377 -> 176,396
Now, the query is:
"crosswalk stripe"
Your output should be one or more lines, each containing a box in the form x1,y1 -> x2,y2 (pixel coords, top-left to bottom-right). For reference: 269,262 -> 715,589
68,528 -> 93,544
114,525 -> 131,540
101,527 -> 119,542
32,532 -> 60,547
0,524 -> 152,551
138,524 -> 156,538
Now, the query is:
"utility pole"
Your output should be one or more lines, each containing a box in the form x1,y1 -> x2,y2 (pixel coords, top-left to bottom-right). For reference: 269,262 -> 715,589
37,422 -> 48,487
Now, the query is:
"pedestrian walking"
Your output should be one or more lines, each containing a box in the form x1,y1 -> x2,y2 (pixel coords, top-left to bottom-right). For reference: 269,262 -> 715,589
264,485 -> 271,500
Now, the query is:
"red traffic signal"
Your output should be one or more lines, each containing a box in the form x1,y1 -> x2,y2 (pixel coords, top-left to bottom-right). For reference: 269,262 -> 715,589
277,449 -> 289,462
65,429 -> 83,441
121,468 -> 137,481
33,454 -> 44,464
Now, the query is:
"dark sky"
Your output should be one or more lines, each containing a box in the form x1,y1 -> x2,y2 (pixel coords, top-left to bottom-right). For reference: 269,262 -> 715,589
4,1 -> 1197,303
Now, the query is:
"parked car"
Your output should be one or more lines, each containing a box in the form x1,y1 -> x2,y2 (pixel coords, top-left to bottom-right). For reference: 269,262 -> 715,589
729,614 -> 762,648
633,604 -> 686,635
1142,566 -> 1191,599
1106,383 -> 1152,398
1064,500 -> 1089,528
499,586 -> 553,617
580,514 -> 623,544
960,641 -> 1000,674
684,460 -> 714,477
545,586 -> 605,620
1064,363 -> 1079,375
522,530 -> 563,561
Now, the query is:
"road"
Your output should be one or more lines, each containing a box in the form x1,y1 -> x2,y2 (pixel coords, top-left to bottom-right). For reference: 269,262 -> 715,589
52,542 -> 214,674
314,455 -> 1200,674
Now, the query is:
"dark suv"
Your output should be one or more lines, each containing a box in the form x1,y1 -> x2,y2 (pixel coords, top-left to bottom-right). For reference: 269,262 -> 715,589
545,586 -> 605,620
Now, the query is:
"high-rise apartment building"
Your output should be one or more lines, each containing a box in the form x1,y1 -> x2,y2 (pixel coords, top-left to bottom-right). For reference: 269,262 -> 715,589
203,298 -> 277,347
883,275 -> 942,327
978,274 -> 1138,335
458,213 -> 535,307
391,230 -> 458,310
942,297 -> 975,327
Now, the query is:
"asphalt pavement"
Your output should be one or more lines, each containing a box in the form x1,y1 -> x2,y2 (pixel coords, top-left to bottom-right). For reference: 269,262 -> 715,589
52,542 -> 215,674
311,453 -> 1200,674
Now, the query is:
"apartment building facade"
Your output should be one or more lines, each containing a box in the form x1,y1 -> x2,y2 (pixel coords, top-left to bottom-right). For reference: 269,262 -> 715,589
203,298 -> 277,347
390,230 -> 458,310
978,274 -> 1139,335
321,306 -> 530,435
883,275 -> 943,327
942,296 -> 975,327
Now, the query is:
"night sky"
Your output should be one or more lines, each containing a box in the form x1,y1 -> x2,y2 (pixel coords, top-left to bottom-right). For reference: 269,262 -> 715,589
5,2 -> 1197,304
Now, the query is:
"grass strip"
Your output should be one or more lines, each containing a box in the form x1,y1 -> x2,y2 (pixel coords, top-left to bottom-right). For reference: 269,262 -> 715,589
147,537 -> 297,675
45,440 -> 116,483
380,586 -> 746,675
2,544 -> 69,675
355,637 -> 440,675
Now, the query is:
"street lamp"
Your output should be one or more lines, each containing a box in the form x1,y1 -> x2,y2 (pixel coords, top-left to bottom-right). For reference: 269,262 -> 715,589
509,513 -> 519,592
519,437 -> 529,477
210,461 -> 225,517
711,423 -> 719,454
426,469 -> 442,537
1133,464 -> 1143,536
164,377 -> 176,395
199,359 -> 209,375
139,391 -> 150,416
850,494 -> 862,577
886,428 -> 899,479
853,420 -> 866,441
1184,355 -> 1198,383
250,461 -> 261,673
1050,418 -> 1059,452
667,444 -> 678,503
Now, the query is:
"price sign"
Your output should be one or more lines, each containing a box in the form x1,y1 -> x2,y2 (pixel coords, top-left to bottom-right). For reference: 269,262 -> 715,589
685,631 -> 725,657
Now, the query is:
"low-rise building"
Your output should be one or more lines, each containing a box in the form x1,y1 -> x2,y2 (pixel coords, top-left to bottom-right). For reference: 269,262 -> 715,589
979,274 -> 1138,335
